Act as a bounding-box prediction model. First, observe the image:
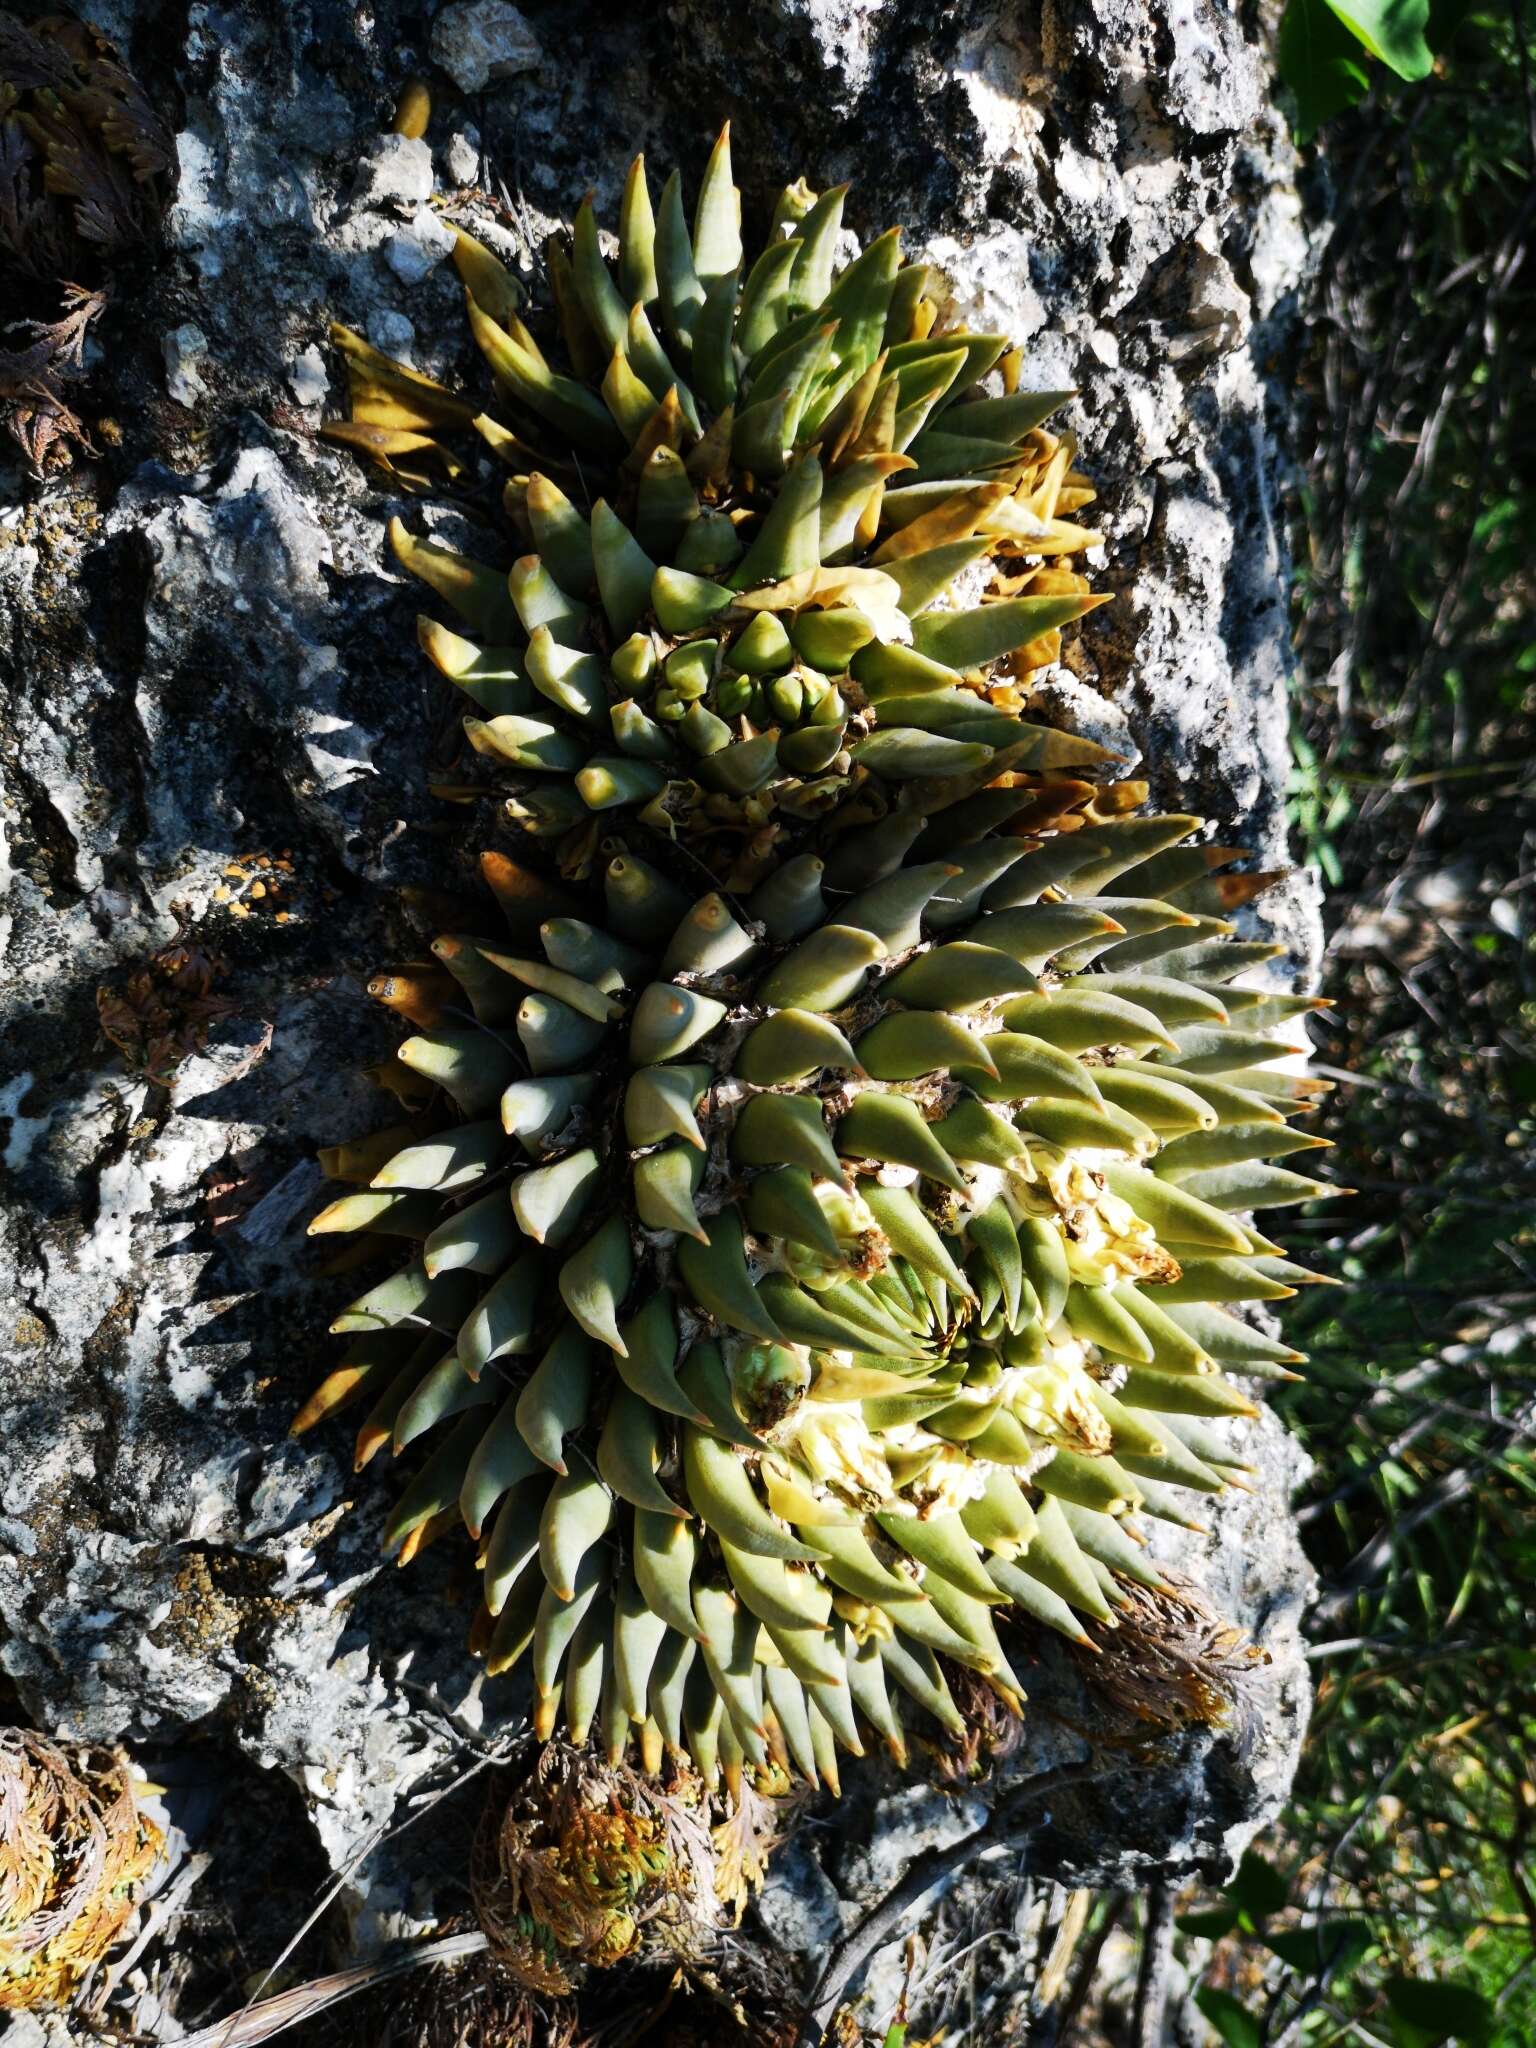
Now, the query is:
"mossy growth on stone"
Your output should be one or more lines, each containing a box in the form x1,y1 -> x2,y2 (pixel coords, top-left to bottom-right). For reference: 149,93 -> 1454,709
304,125 -> 1335,1793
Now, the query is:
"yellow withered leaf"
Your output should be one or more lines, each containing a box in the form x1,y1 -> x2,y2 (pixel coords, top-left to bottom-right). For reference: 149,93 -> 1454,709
328,322 -> 477,431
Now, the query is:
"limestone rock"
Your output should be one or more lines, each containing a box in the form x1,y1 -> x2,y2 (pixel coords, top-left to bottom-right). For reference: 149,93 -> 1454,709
430,0 -> 543,95
161,322 -> 211,407
352,133 -> 435,212
385,205 -> 458,284
0,0 -> 1316,2024
441,127 -> 483,187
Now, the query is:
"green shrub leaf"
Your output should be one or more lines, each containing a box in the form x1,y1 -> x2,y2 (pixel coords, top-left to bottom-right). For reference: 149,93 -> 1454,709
1278,0 -> 1433,138
1328,0 -> 1434,74
1384,1976 -> 1495,2046
1279,0 -> 1378,137
1262,1919 -> 1374,1977
1226,1849 -> 1291,1922
1195,1986 -> 1265,2048
1177,1905 -> 1242,1940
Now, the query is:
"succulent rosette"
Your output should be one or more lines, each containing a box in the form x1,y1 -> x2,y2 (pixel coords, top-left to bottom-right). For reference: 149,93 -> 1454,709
302,126 -> 1333,1794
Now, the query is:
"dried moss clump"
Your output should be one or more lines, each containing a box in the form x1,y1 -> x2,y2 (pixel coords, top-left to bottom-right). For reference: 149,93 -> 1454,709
0,1728 -> 163,2011
473,1741 -> 787,1994
304,126 -> 1335,1790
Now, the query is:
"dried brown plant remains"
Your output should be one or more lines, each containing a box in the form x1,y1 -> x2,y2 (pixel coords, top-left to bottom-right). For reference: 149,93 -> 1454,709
0,15 -> 174,470
0,1726 -> 163,2011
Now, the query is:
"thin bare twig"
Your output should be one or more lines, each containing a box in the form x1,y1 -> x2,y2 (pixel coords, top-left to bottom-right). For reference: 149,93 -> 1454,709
792,1759 -> 1149,2048
171,1931 -> 491,2048
1129,1883 -> 1175,2048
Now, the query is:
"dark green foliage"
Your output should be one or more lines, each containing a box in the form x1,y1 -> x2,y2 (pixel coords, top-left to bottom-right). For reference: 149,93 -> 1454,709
1170,17 -> 1536,2042
1277,0 -> 1434,138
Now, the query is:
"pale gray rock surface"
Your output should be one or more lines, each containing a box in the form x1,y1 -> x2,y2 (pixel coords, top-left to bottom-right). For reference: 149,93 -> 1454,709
0,0 -> 1316,2031
430,0 -> 543,94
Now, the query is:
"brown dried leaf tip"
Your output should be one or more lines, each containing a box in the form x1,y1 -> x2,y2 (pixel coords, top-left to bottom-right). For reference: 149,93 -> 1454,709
922,1658 -> 1029,1784
0,15 -> 175,471
0,1727 -> 163,2012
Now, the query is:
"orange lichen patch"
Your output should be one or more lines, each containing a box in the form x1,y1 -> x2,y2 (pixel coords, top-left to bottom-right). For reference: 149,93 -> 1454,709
210,849 -> 298,920
0,1729 -> 162,2011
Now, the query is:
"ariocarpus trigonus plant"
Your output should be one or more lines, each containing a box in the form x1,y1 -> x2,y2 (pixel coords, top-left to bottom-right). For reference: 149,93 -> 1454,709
300,125 -> 1336,1796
